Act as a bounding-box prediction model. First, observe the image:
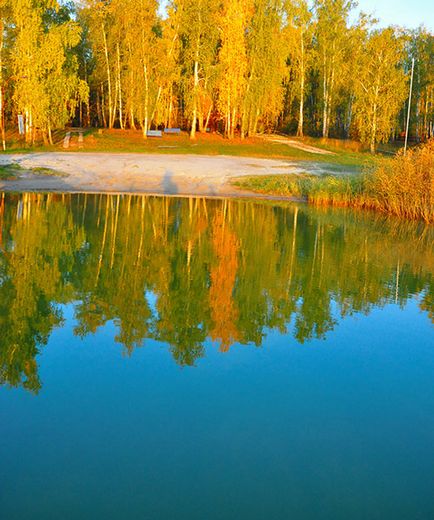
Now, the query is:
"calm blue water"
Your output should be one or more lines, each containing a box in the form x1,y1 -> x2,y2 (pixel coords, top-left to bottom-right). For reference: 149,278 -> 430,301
0,193 -> 433,519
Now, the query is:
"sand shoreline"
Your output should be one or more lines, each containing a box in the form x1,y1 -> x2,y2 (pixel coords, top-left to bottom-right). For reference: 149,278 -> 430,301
0,152 -> 342,197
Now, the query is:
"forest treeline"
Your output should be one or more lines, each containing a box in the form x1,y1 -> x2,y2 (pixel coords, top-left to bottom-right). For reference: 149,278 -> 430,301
0,193 -> 433,392
0,0 -> 433,151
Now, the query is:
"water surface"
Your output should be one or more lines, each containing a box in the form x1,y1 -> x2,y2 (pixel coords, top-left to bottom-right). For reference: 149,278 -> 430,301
0,193 -> 433,519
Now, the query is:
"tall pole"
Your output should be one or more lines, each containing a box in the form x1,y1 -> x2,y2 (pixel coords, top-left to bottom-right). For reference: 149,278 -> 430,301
404,57 -> 415,155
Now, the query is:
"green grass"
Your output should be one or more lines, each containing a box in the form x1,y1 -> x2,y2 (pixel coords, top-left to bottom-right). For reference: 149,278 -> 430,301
0,163 -> 23,180
0,163 -> 65,179
1,128 -> 375,170
31,167 -> 66,177
86,131 -> 373,168
234,172 -> 367,204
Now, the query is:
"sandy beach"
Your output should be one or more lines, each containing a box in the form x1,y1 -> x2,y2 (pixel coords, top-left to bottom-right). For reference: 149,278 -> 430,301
0,152 -> 341,197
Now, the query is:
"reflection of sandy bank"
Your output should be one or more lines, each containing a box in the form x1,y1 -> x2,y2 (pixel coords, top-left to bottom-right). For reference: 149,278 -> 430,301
0,152 -> 346,197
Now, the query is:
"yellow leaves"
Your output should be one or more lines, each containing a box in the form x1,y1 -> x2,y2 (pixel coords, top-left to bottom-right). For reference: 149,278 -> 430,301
9,1 -> 86,134
217,0 -> 250,134
353,28 -> 407,148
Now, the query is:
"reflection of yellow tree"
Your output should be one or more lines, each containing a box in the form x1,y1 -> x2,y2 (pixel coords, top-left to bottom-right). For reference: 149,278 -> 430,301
0,193 -> 4,248
1,193 -> 433,393
0,193 -> 84,392
209,206 -> 241,351
420,290 -> 434,324
0,193 -> 5,249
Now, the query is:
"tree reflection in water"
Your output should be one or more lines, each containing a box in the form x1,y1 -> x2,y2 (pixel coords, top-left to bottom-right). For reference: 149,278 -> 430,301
0,192 -> 433,393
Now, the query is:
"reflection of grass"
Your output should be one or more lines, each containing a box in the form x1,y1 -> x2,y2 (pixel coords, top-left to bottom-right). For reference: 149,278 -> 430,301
235,140 -> 434,222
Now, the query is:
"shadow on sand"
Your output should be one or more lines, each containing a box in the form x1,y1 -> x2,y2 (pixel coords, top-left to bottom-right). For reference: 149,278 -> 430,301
162,170 -> 179,195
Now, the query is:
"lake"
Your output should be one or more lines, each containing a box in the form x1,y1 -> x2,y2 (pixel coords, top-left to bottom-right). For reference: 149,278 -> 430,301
0,192 -> 433,519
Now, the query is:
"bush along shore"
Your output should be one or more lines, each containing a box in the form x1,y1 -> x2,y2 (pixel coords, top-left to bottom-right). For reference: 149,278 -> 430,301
235,141 -> 434,223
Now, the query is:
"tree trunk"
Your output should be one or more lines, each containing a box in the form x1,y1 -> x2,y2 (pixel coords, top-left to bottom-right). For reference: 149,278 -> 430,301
204,105 -> 212,133
143,62 -> 149,138
370,102 -> 377,154
150,86 -> 162,127
191,59 -> 199,139
25,108 -> 32,144
225,94 -> 231,138
0,19 -> 5,151
296,32 -> 305,138
322,51 -> 328,137
101,84 -> 107,128
116,43 -> 124,129
102,23 -> 113,129
231,106 -> 236,139
168,89 -> 173,128
130,108 -> 136,130
252,108 -> 260,135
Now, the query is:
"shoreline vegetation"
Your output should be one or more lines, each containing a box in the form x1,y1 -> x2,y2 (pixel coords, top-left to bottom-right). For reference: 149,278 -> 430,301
234,140 -> 434,223
0,1 -> 432,223
0,131 -> 432,223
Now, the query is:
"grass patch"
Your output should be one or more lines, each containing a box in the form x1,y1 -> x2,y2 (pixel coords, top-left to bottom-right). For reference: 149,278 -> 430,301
1,128 -> 374,169
30,167 -> 66,177
82,130 -> 373,168
235,140 -> 434,223
234,173 -> 367,205
0,163 -> 23,180
0,163 -> 65,179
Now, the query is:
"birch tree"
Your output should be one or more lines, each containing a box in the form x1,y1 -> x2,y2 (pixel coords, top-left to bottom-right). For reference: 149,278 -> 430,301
177,0 -> 219,139
284,0 -> 313,137
0,0 -> 10,150
242,0 -> 287,137
353,28 -> 406,152
406,28 -> 434,140
11,0 -> 87,144
217,0 -> 251,138
314,0 -> 354,138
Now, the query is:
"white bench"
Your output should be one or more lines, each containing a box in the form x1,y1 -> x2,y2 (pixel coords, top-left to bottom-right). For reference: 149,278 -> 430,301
147,130 -> 163,137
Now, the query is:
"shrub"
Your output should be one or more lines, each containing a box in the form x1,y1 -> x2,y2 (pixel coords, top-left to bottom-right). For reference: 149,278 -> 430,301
367,140 -> 434,222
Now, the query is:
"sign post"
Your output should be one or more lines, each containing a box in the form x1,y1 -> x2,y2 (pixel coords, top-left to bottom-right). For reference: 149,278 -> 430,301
18,114 -> 24,136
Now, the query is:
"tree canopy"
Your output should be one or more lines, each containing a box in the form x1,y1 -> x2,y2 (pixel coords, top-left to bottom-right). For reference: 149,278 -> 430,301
0,0 -> 432,149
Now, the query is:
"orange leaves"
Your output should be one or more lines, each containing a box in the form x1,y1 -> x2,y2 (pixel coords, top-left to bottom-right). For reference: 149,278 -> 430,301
209,209 -> 241,352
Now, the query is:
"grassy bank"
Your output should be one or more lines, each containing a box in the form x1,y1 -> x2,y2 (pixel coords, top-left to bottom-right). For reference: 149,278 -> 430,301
235,141 -> 434,223
1,128 -> 373,169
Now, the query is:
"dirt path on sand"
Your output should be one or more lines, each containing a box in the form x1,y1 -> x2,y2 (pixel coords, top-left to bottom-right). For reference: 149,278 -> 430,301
263,135 -> 336,155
